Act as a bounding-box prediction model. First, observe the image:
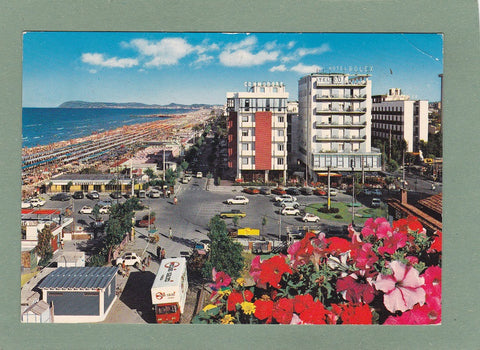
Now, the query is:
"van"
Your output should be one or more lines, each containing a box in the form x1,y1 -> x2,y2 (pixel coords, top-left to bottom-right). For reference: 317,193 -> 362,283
138,190 -> 146,198
371,198 -> 382,208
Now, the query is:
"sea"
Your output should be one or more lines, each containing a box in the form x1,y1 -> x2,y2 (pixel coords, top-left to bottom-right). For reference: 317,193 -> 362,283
22,108 -> 192,149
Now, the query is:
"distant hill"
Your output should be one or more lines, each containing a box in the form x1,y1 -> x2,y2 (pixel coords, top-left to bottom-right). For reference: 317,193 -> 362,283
58,101 -> 218,109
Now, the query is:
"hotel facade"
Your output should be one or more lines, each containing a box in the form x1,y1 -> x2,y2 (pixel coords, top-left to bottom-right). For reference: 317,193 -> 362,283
371,88 -> 428,152
226,82 -> 289,183
293,73 -> 382,181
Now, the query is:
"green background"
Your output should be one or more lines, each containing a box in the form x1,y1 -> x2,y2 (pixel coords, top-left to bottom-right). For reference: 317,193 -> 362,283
1,0 -> 479,349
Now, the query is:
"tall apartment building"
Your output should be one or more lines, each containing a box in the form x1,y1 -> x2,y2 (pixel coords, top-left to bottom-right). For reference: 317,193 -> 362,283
371,88 -> 428,152
226,82 -> 289,183
294,73 -> 382,180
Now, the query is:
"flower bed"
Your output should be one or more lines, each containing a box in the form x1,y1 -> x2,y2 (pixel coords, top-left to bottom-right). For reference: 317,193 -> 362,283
192,216 -> 441,325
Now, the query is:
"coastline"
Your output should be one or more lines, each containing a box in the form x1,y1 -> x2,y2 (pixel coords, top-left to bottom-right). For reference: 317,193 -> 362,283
21,108 -> 214,197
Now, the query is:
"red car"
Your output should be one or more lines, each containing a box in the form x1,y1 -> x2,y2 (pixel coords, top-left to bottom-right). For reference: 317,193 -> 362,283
243,187 -> 260,194
138,215 -> 156,227
271,187 -> 287,195
313,188 -> 327,196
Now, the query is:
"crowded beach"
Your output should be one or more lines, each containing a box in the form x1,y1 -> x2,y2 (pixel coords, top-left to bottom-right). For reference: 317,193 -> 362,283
21,109 -> 214,199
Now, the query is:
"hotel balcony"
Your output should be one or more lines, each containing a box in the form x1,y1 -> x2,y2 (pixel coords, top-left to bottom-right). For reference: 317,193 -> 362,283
313,121 -> 367,129
314,134 -> 366,142
315,80 -> 367,88
315,107 -> 367,115
315,94 -> 367,102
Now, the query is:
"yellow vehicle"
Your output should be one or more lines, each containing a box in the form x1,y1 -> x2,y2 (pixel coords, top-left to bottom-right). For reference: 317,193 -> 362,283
219,209 -> 246,219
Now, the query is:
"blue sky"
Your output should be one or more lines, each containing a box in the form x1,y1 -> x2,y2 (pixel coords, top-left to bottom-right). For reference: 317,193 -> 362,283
22,32 -> 443,107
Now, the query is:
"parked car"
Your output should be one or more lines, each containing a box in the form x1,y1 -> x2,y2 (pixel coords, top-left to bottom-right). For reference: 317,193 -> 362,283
300,187 -> 313,195
21,201 -> 32,209
110,191 -> 122,199
302,213 -> 321,223
226,195 -> 249,205
286,187 -> 301,196
281,207 -> 300,216
372,189 -> 382,197
86,191 -> 100,200
326,225 -> 350,237
243,187 -> 260,195
220,209 -> 246,219
98,199 -> 112,207
280,199 -> 300,209
29,197 -> 46,207
328,188 -> 338,196
79,206 -> 93,214
271,187 -> 287,195
149,189 -> 161,198
274,194 -> 297,202
313,188 -> 327,196
363,188 -> 372,196
99,205 -> 111,214
72,191 -> 84,199
259,187 -> 271,195
181,177 -> 189,184
138,190 -> 146,198
115,252 -> 142,268
51,193 -> 71,201
371,198 -> 382,208
196,171 -> 203,178
137,214 -> 155,227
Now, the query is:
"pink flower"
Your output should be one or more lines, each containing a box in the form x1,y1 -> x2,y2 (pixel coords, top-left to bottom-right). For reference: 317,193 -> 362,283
336,270 -> 376,304
378,231 -> 407,255
351,243 -> 378,269
249,256 -> 265,288
210,268 -> 231,290
374,261 -> 426,313
361,217 -> 392,239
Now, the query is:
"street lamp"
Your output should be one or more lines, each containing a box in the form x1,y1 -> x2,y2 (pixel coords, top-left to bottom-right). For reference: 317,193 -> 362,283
351,160 -> 355,226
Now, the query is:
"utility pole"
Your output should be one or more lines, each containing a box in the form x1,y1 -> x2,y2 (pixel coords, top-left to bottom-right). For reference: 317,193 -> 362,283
351,159 -> 355,226
130,158 -> 134,197
327,165 -> 331,210
163,147 -> 166,182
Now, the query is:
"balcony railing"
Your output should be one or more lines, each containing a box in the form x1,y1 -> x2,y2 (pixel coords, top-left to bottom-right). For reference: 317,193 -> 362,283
316,107 -> 367,114
314,121 -> 367,128
315,94 -> 367,101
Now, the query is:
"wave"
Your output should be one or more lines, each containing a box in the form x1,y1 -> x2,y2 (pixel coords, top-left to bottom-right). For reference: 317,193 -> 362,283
56,127 -> 64,130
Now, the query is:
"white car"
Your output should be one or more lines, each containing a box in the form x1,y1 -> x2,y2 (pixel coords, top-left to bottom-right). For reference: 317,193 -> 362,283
21,201 -> 32,209
302,213 -> 321,223
226,195 -> 249,205
196,171 -> 203,178
281,207 -> 300,216
274,194 -> 297,202
79,206 -> 93,214
149,189 -> 161,198
328,188 -> 338,196
115,252 -> 142,268
29,197 -> 46,207
371,198 -> 382,208
99,205 -> 111,214
280,199 -> 300,208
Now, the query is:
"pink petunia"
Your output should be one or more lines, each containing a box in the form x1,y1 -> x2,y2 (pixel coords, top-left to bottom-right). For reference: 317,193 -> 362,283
378,231 -> 407,255
210,268 -> 231,291
336,270 -> 376,304
361,217 -> 392,239
351,243 -> 378,269
374,261 -> 426,313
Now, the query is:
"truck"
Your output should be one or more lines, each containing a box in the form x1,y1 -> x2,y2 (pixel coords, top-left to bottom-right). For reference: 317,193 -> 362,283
151,258 -> 188,324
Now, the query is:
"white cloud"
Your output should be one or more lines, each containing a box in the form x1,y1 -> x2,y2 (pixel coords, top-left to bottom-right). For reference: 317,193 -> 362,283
265,41 -> 278,51
287,41 -> 296,49
88,69 -> 97,74
128,38 -> 194,66
219,35 -> 279,67
282,43 -> 330,62
291,63 -> 322,74
269,64 -> 287,72
81,53 -> 138,68
192,54 -> 214,66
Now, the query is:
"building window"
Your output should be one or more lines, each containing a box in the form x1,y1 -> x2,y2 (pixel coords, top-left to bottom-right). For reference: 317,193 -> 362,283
277,158 -> 284,165
252,157 -> 255,165
278,116 -> 284,123
278,143 -> 284,151
244,99 -> 250,111
273,87 -> 278,92
242,130 -> 249,137
242,158 -> 249,165
242,115 -> 249,122
278,130 -> 284,137
260,87 -> 265,93
242,143 -> 249,151
266,99 -> 270,111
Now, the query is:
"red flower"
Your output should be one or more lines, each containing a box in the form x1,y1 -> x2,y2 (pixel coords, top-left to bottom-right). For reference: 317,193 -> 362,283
384,303 -> 440,325
254,299 -> 274,323
227,291 -> 244,312
351,243 -> 378,269
428,230 -> 442,253
393,216 -> 425,235
293,294 -> 315,314
259,255 -> 292,289
336,270 -> 376,304
243,289 -> 253,302
272,298 -> 294,324
324,237 -> 351,255
297,300 -> 327,324
378,231 -> 407,255
339,303 -> 373,324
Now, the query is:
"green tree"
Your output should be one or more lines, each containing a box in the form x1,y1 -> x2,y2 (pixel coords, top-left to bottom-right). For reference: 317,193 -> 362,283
232,216 -> 239,228
203,216 -> 244,279
66,181 -> 73,193
144,168 -> 157,180
36,226 -> 53,266
261,216 -> 268,236
180,160 -> 189,172
165,168 -> 177,186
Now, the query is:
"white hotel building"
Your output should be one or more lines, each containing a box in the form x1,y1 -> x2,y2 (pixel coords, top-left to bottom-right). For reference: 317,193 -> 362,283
371,88 -> 428,152
226,82 -> 289,183
294,73 -> 382,180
